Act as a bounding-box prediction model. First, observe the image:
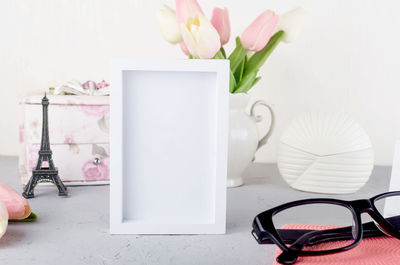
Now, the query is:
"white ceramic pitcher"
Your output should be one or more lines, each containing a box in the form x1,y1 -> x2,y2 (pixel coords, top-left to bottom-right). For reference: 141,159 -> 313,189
227,93 -> 275,187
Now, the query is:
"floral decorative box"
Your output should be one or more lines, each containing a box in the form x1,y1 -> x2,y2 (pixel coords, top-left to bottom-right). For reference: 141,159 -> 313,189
19,95 -> 110,185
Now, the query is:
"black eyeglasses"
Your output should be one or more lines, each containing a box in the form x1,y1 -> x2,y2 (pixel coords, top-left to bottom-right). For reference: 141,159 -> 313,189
252,191 -> 400,264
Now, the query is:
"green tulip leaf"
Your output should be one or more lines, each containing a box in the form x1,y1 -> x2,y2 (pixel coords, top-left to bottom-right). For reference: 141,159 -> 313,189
244,30 -> 285,76
233,71 -> 258,94
228,37 -> 248,73
230,70 -> 237,93
234,55 -> 247,83
252,76 -> 262,87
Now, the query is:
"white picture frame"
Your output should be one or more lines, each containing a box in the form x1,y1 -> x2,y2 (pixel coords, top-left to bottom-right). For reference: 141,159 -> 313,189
384,140 -> 400,216
110,58 -> 229,234
389,140 -> 400,191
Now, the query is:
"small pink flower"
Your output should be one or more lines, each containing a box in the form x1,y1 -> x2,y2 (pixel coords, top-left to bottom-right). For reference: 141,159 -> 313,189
64,134 -> 80,154
82,157 -> 109,181
97,80 -> 109,89
79,104 -> 109,118
64,134 -> 75,145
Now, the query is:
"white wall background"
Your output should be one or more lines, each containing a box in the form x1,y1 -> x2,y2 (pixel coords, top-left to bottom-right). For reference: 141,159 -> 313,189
0,0 -> 399,165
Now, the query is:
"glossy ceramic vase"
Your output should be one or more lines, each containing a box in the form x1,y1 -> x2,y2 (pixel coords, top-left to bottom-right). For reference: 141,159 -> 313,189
228,93 -> 274,188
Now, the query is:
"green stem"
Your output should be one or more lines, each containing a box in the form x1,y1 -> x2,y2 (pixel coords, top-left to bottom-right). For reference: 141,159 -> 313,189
213,50 -> 225,59
220,47 -> 227,58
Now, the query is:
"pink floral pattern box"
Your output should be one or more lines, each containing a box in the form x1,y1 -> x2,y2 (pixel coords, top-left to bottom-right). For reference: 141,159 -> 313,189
19,95 -> 110,185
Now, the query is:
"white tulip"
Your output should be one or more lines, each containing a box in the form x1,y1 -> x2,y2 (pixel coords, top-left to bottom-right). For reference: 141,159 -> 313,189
276,7 -> 308,43
156,4 -> 183,44
180,13 -> 221,59
0,200 -> 8,239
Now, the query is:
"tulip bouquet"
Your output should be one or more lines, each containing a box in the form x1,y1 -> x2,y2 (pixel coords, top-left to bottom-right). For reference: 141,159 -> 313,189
156,0 -> 307,94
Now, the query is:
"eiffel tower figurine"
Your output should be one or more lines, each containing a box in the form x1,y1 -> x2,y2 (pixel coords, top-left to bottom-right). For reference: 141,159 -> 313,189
22,93 -> 68,198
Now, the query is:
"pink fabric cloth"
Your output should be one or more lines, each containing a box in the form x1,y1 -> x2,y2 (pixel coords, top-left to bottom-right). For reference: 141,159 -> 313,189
272,224 -> 400,264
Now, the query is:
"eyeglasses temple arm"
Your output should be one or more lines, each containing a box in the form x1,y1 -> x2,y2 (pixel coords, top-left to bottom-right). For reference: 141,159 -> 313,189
257,215 -> 400,245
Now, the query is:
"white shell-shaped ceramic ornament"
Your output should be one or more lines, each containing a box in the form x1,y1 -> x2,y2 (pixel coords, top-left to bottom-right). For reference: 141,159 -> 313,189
278,112 -> 374,194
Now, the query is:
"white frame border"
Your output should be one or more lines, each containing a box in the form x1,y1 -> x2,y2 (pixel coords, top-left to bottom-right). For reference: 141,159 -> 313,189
389,140 -> 400,191
110,58 -> 229,234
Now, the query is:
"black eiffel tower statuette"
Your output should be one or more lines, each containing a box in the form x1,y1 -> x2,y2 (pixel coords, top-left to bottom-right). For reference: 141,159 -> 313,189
22,94 -> 68,198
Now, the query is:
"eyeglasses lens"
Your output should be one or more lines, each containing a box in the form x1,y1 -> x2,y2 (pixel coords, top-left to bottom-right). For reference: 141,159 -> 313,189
272,203 -> 357,252
374,194 -> 400,232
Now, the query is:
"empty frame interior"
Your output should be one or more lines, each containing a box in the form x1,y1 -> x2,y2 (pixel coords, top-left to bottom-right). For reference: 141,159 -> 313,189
122,70 -> 217,225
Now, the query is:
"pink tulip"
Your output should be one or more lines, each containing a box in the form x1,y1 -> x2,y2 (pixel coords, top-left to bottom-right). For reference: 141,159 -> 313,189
241,10 -> 279,52
180,42 -> 190,56
211,7 -> 230,45
175,0 -> 204,23
0,183 -> 31,220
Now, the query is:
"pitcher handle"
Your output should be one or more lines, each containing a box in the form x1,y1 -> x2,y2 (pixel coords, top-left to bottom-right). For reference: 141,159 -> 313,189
250,100 -> 275,150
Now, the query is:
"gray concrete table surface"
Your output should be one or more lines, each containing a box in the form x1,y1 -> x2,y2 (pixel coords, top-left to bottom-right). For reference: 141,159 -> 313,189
0,156 -> 392,265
